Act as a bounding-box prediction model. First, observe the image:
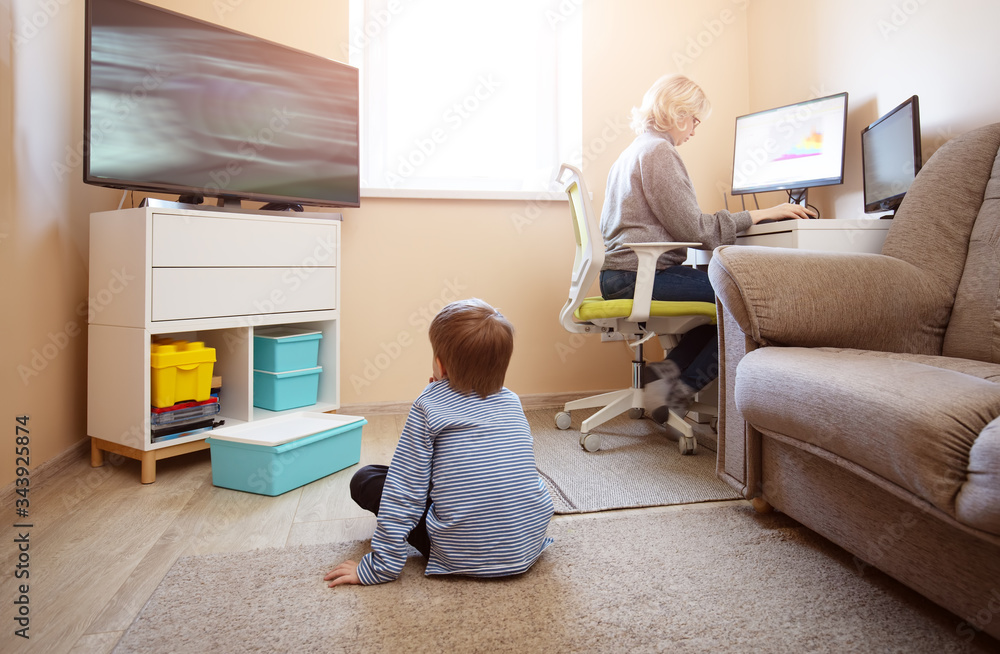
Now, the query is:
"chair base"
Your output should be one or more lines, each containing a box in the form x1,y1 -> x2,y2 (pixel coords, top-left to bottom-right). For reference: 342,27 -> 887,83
557,386 -> 706,454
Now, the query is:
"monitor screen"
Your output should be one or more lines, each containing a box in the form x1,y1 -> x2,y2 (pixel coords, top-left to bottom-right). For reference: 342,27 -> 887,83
84,0 -> 360,208
861,96 -> 921,214
731,92 -> 848,196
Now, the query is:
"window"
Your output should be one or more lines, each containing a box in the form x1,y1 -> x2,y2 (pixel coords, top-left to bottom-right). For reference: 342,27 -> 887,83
347,0 -> 582,199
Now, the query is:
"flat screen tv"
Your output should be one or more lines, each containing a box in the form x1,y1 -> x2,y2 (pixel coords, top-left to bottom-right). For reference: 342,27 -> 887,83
731,92 -> 848,203
861,95 -> 921,215
84,0 -> 360,210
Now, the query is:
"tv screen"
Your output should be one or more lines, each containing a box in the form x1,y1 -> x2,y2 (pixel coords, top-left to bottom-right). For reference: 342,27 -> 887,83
731,92 -> 848,197
84,0 -> 360,208
862,95 -> 921,214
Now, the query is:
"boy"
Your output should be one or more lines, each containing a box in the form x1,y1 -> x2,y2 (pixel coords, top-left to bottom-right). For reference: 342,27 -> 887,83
325,298 -> 554,586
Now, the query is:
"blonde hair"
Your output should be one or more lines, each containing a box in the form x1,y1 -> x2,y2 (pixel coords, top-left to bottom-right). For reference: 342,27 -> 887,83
429,298 -> 514,399
630,74 -> 712,136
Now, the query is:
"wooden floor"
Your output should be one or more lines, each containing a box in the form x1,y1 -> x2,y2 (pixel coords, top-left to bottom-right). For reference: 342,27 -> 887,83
5,413 -> 707,654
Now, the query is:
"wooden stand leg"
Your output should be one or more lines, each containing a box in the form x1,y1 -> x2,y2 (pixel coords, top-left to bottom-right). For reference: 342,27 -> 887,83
751,497 -> 774,514
91,439 -> 105,468
140,451 -> 156,485
90,436 -> 209,484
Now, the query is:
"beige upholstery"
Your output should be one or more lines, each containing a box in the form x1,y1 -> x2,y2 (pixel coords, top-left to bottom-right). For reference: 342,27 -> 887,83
709,123 -> 1000,641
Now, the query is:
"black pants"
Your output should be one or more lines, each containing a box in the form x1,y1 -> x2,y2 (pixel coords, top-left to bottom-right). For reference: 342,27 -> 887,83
350,464 -> 433,558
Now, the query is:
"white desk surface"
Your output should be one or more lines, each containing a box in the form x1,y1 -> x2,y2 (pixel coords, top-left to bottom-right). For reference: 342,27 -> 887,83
740,217 -> 893,236
684,218 -> 893,265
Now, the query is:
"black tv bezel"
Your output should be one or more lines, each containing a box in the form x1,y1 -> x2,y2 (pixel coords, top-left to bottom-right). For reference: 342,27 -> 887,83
861,95 -> 921,215
83,0 -> 361,209
730,91 -> 849,196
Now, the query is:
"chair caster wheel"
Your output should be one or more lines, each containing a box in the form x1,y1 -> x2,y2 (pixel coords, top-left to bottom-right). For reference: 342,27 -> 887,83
555,412 -> 572,430
628,407 -> 644,420
679,435 -> 697,455
580,432 -> 601,452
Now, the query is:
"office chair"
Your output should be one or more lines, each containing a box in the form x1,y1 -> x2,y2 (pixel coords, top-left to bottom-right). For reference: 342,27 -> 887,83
555,163 -> 718,453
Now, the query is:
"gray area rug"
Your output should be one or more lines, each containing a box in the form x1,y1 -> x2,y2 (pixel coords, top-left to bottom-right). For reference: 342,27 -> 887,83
528,409 -> 739,513
113,504 -> 996,653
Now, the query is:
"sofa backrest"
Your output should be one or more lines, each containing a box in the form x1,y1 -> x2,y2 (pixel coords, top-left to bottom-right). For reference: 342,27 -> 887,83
943,133 -> 1000,363
881,123 -> 1000,362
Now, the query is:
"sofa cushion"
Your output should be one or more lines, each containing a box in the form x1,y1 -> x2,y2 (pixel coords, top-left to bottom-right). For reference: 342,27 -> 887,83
735,347 -> 1000,536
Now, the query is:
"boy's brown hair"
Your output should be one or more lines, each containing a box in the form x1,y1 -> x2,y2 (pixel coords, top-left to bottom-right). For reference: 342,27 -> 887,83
429,298 -> 514,399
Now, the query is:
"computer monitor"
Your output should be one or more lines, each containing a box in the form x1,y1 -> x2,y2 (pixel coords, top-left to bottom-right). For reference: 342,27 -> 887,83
731,92 -> 849,205
861,95 -> 921,216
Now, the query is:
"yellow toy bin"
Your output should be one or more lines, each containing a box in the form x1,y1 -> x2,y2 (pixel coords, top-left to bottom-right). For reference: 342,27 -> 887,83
150,340 -> 217,409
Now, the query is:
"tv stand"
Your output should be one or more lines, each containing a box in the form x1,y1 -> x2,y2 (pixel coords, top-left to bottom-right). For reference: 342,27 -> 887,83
260,202 -> 305,212
87,205 -> 342,483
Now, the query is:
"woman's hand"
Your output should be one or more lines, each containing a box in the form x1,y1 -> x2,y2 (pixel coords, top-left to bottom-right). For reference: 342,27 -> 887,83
749,203 -> 817,224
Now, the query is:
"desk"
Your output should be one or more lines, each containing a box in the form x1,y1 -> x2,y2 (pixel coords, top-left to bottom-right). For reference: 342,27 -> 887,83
736,218 -> 892,253
685,218 -> 892,266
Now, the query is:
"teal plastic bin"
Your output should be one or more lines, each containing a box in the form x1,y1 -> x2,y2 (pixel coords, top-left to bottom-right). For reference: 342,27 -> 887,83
253,366 -> 322,411
206,413 -> 367,496
253,327 -> 323,372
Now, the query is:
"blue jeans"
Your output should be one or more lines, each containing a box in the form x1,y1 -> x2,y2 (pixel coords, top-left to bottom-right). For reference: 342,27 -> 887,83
600,266 -> 718,392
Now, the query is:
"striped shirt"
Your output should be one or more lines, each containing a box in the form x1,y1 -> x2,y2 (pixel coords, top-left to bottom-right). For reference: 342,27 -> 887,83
355,381 -> 554,585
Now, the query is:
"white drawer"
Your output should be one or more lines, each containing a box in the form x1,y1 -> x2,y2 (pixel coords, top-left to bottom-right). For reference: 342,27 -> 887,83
151,267 -> 337,321
152,214 -> 339,267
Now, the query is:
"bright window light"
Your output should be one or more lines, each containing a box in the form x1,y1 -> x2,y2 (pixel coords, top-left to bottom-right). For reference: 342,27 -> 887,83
347,0 -> 582,198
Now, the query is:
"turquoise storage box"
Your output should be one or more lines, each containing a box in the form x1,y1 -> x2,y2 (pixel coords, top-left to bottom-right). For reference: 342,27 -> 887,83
206,413 -> 367,496
253,327 -> 323,372
253,366 -> 322,411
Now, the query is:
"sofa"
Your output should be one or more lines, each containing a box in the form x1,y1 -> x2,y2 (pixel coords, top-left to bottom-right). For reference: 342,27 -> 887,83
708,122 -> 1000,642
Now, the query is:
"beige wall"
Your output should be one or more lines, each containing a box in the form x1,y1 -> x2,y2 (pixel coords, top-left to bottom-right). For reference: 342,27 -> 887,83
746,0 -> 1000,219
5,0 -> 119,488
1,0 -> 750,485
6,0 -> 996,485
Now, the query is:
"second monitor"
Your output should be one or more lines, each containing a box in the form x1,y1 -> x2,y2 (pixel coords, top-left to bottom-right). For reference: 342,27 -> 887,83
731,92 -> 849,206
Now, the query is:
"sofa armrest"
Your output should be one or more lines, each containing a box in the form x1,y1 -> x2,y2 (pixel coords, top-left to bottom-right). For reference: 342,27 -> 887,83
708,245 -> 952,354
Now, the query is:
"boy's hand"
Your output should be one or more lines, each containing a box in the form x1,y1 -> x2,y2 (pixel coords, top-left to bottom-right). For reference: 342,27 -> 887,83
324,560 -> 361,587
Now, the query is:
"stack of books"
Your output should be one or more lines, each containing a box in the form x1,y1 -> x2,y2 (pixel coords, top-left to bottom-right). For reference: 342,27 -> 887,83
150,377 -> 224,443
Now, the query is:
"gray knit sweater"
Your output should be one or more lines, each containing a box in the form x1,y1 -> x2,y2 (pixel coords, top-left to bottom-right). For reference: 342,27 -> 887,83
600,131 -> 753,272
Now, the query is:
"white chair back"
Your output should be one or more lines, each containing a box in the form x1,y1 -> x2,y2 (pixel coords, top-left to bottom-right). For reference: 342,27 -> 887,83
558,164 -> 603,334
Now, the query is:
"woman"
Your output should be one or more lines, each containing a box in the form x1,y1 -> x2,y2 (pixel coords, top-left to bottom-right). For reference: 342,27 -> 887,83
600,74 -> 814,424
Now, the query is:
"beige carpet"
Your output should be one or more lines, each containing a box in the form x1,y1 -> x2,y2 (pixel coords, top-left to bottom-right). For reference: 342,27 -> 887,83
113,504 -> 997,653
528,409 -> 739,513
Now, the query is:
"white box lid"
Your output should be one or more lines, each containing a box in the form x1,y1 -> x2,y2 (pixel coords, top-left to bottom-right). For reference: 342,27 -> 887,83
208,412 -> 364,446
254,326 -> 323,340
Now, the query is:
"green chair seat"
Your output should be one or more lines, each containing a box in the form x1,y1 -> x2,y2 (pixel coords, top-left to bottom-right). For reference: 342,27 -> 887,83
575,297 -> 717,324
